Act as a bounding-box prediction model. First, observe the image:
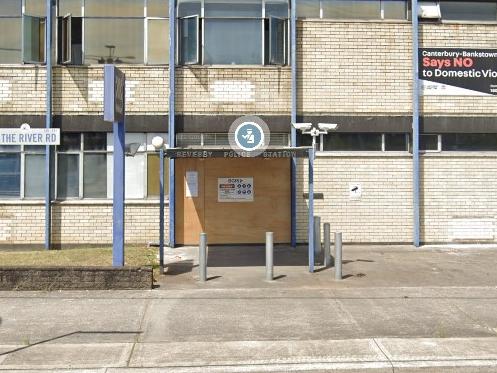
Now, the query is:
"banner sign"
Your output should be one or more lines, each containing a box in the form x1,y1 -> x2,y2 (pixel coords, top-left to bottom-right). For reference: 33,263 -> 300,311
0,128 -> 60,145
165,147 -> 311,158
218,177 -> 254,202
104,65 -> 126,122
419,48 -> 497,96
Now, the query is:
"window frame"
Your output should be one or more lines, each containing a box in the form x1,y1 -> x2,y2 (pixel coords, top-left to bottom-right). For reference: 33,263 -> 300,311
178,0 -> 289,66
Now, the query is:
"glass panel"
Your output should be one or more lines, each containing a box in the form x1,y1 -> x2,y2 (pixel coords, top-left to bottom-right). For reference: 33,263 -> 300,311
57,154 -> 79,198
0,153 -> 20,197
125,154 -> 146,198
179,16 -> 198,64
84,132 -> 106,151
297,0 -> 320,18
383,0 -> 407,19
84,19 -> 144,64
205,0 -> 262,17
58,0 -> 82,17
384,134 -> 407,151
0,18 -> 22,63
441,1 -> 497,21
25,154 -> 45,197
322,0 -> 381,19
269,16 -> 286,65
25,145 -> 45,152
83,154 -> 107,198
177,0 -> 201,17
323,133 -> 382,151
266,1 -> 289,17
25,0 -> 46,16
148,18 -> 169,64
148,0 -> 169,17
298,133 -> 313,147
420,134 -> 438,151
85,0 -> 144,17
23,15 -> 46,63
0,145 -> 20,152
442,134 -> 497,151
204,19 -> 262,64
58,133 -> 80,151
203,133 -> 229,146
0,0 -> 21,16
147,153 -> 168,197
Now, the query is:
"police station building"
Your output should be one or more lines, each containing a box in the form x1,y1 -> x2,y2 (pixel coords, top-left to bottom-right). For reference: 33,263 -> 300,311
1,0 -> 497,247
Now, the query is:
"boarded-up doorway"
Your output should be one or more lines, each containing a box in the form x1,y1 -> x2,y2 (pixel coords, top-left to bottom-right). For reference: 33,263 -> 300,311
175,158 -> 291,245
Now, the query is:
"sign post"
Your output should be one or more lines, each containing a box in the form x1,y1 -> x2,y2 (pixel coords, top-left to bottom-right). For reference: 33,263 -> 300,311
104,65 -> 126,267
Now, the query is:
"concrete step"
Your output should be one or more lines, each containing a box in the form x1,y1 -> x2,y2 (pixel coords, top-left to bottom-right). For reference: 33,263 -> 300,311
2,338 -> 497,372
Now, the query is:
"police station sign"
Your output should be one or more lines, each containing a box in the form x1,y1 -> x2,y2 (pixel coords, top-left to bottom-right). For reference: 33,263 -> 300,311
419,48 -> 497,96
0,127 -> 60,145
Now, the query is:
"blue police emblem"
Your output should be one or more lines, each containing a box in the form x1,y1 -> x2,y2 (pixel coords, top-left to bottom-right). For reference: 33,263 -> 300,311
234,122 -> 265,152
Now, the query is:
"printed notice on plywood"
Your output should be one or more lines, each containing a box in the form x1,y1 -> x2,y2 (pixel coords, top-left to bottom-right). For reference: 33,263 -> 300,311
218,178 -> 254,202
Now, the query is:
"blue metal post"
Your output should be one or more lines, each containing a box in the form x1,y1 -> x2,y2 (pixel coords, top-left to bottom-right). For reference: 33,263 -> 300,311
308,148 -> 314,273
412,0 -> 420,247
168,0 -> 176,247
290,0 -> 297,247
113,121 -> 125,267
159,148 -> 165,273
44,0 -> 53,250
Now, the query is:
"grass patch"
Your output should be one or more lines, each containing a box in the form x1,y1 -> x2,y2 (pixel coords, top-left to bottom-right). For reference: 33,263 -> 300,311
0,246 -> 159,274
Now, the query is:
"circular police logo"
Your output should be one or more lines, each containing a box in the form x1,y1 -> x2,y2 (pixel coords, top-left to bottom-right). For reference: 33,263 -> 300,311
228,116 -> 270,157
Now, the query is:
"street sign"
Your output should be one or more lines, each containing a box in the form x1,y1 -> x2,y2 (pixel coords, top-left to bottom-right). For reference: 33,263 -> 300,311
0,128 -> 60,145
104,65 -> 125,123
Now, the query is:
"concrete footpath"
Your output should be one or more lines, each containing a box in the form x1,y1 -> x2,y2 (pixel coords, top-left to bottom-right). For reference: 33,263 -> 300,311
1,245 -> 497,372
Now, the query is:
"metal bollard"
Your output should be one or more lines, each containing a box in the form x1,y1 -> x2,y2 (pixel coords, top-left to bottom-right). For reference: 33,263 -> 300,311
266,232 -> 274,281
314,216 -> 322,261
199,232 -> 207,282
334,232 -> 342,280
323,223 -> 332,267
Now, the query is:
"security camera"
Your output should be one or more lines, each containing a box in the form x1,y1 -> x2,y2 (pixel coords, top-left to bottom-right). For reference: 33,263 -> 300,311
292,123 -> 312,131
317,123 -> 338,131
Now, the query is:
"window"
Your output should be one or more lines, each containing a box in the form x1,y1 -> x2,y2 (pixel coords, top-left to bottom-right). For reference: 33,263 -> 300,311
297,0 -> 407,19
179,0 -> 288,65
0,1 -> 22,63
147,154 -> 169,197
0,145 -> 48,199
0,148 -> 21,198
23,14 -> 46,63
323,133 -> 383,151
384,134 -> 408,151
419,134 -> 441,152
440,1 -> 497,22
442,133 -> 497,151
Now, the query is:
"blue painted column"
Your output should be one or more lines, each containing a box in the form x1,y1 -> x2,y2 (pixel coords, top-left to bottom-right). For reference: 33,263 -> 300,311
44,0 -> 53,250
290,0 -> 297,247
308,148 -> 314,273
113,121 -> 125,267
168,0 -> 176,247
412,0 -> 421,247
159,148 -> 165,272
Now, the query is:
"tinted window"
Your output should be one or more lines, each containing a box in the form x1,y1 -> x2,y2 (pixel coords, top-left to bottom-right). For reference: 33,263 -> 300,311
204,19 -> 262,64
385,134 -> 408,151
384,0 -> 407,19
440,1 -> 497,21
84,19 -> 144,64
148,0 -> 169,17
0,153 -> 20,197
58,0 -> 82,16
420,134 -> 438,151
84,132 -> 107,151
266,1 -> 289,17
322,0 -> 381,19
0,0 -> 21,16
0,18 -> 22,63
25,0 -> 46,16
85,0 -> 144,17
58,133 -> 81,152
148,19 -> 169,64
204,0 -> 262,17
443,133 -> 497,151
323,133 -> 382,151
177,0 -> 201,17
297,0 -> 320,18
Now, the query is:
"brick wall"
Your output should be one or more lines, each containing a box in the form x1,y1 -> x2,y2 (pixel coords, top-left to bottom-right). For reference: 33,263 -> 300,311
296,155 -> 413,243
0,201 -> 169,246
421,154 -> 497,243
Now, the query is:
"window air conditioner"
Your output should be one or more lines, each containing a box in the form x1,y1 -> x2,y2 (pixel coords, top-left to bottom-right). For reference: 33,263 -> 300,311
418,2 -> 441,19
